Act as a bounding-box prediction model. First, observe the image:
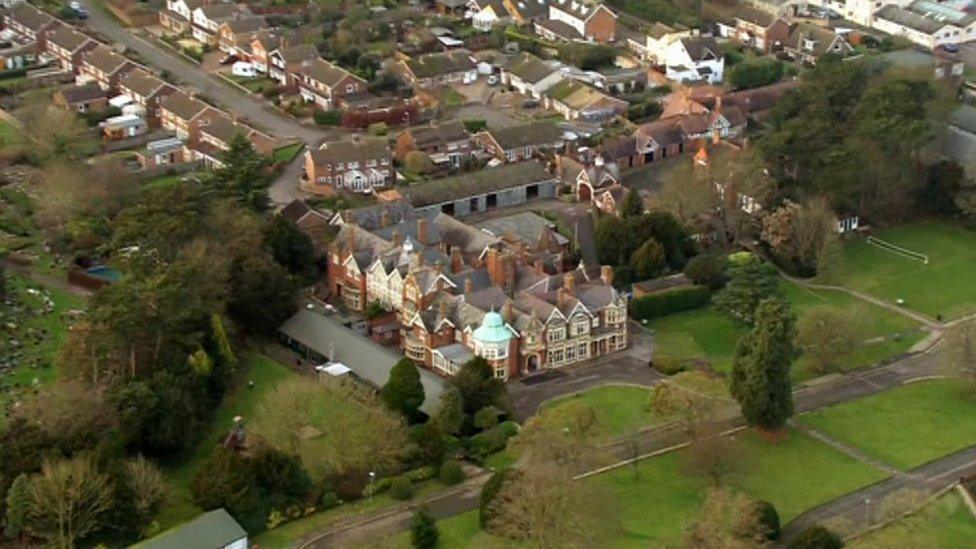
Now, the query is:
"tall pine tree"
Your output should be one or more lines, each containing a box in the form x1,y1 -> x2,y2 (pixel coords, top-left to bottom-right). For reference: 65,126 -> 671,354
730,297 -> 796,431
381,359 -> 426,420
713,252 -> 779,325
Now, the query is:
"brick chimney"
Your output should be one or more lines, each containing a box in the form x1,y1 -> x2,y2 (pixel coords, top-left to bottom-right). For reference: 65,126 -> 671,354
346,225 -> 356,254
534,259 -> 545,275
502,300 -> 514,322
417,218 -> 428,246
563,271 -> 576,295
486,247 -> 515,292
380,209 -> 390,228
392,228 -> 402,246
451,246 -> 464,273
464,277 -> 473,294
600,265 -> 614,286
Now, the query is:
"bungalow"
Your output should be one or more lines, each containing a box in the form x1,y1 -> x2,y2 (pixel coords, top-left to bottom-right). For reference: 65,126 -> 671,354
665,37 -> 725,84
502,53 -> 564,99
215,15 -> 269,56
402,162 -> 558,218
78,45 -> 138,92
44,25 -> 96,74
543,79 -> 627,122
158,90 -> 214,140
731,7 -> 791,52
3,3 -> 60,47
470,0 -> 509,31
159,0 -> 202,35
304,135 -> 394,193
400,50 -> 477,90
191,3 -> 246,46
118,69 -> 177,127
267,43 -> 319,88
477,121 -> 564,163
293,58 -> 367,110
782,23 -> 854,65
53,82 -> 107,113
394,120 -> 473,167
627,21 -> 692,65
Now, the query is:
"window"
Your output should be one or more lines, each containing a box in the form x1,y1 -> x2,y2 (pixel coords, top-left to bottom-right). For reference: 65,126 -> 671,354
337,162 -> 344,170
346,83 -> 355,93
547,327 -> 565,342
350,161 -> 359,169
381,158 -> 389,166
574,319 -> 589,336
578,342 -> 587,358
565,346 -> 575,362
591,316 -> 599,328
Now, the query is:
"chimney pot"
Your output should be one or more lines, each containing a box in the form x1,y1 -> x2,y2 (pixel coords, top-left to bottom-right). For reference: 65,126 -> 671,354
380,209 -> 390,228
417,218 -> 429,245
600,265 -> 614,286
534,259 -> 545,275
464,277 -> 473,294
564,272 -> 576,294
451,246 -> 464,273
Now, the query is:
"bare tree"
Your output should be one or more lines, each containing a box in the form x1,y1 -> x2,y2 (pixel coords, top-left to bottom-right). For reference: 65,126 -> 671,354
653,161 -> 718,226
796,306 -> 862,374
510,400 -> 605,472
124,456 -> 168,528
16,98 -> 96,161
26,454 -> 114,548
684,487 -> 768,549
684,422 -> 744,486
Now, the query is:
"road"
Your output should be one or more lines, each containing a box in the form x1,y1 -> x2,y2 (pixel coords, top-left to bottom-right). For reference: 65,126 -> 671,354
77,0 -> 322,204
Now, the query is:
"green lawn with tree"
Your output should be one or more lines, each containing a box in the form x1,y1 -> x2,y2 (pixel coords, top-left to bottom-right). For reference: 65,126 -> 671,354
798,379 -> 976,470
818,221 -> 976,320
849,491 -> 976,548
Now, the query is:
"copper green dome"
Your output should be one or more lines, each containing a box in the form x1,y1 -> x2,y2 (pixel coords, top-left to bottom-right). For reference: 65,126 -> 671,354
472,311 -> 511,344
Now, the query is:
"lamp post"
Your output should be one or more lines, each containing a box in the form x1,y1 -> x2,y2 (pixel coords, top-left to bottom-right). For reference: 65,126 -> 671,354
369,471 -> 376,505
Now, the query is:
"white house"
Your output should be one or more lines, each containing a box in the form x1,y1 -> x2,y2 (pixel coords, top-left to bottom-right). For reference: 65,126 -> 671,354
470,0 -> 508,31
665,37 -> 724,84
873,1 -> 976,50
627,21 -> 693,65
502,53 -> 565,98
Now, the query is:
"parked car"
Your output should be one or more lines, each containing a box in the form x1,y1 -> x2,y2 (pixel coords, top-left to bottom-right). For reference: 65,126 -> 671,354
220,54 -> 240,65
75,8 -> 88,19
69,1 -> 81,9
941,43 -> 960,53
522,99 -> 540,109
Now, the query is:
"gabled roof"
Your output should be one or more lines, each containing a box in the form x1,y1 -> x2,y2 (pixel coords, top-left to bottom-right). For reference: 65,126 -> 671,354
136,509 -> 246,549
335,199 -> 417,231
734,6 -> 779,27
56,82 -> 106,104
549,0 -> 615,21
637,118 -> 685,146
475,212 -> 569,248
405,50 -> 476,79
505,53 -> 560,84
679,37 -> 722,62
272,43 -> 319,64
432,212 -> 499,254
82,45 -> 134,75
196,3 -> 241,21
546,80 -> 626,113
200,114 -> 250,144
46,25 -> 92,52
308,136 -> 391,164
535,18 -> 583,40
506,0 -> 550,19
159,91 -> 209,121
6,3 -> 57,33
280,199 -> 330,224
646,21 -> 677,39
119,69 -> 169,98
293,58 -> 362,86
786,23 -> 851,58
405,120 -> 470,148
403,162 -> 552,208
483,120 -> 563,150
221,14 -> 268,35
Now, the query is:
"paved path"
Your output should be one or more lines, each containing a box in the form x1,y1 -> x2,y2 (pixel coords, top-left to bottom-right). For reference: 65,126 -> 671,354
3,261 -> 91,298
790,420 -> 902,477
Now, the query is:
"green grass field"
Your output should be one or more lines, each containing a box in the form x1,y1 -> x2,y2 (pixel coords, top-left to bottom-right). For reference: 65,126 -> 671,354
389,428 -> 887,548
850,491 -> 976,548
799,379 -> 976,470
0,118 -> 23,147
648,279 -> 922,381
539,385 -> 653,438
818,221 -> 976,319
157,354 -> 296,529
271,142 -> 303,165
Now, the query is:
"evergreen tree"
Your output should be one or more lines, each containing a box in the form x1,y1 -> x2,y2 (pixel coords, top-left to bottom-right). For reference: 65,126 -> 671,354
211,133 -> 272,212
263,216 -> 317,279
191,446 -> 269,534
410,507 -> 439,549
381,359 -> 426,420
630,238 -> 666,280
432,387 -> 464,435
4,474 -> 29,539
714,252 -> 779,325
730,297 -> 797,431
452,356 -> 506,415
620,188 -> 644,218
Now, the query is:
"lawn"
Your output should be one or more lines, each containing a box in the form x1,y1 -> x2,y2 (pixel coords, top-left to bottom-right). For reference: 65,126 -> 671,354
799,379 -> 976,470
157,353 -> 296,529
540,385 -> 653,438
0,118 -> 23,146
647,279 -> 924,381
386,428 -> 887,548
818,221 -> 976,319
142,172 -> 200,189
271,142 -> 303,165
849,491 -> 976,548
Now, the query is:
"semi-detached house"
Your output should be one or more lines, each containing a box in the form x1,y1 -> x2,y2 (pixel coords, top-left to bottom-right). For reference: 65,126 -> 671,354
400,50 -> 477,90
216,15 -> 268,56
539,0 -> 617,43
266,43 -> 319,88
502,53 -> 563,98
293,58 -> 366,110
191,3 -> 245,46
4,3 -> 59,47
78,45 -> 138,93
394,120 -> 473,167
160,0 -> 202,34
118,69 -> 178,127
303,136 -> 394,193
159,90 -> 215,141
477,121 -> 564,163
44,25 -> 96,74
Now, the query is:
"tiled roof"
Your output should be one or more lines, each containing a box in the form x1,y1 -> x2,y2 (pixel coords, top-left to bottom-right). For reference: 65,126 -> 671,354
405,50 -> 476,79
406,120 -> 470,148
403,162 -> 552,207
338,199 -> 417,231
308,136 -> 391,164
6,3 -> 56,32
200,114 -> 249,145
273,44 -> 319,64
197,3 -> 241,21
535,18 -> 582,40
484,120 -> 563,150
222,15 -> 267,34
57,82 -> 105,104
293,58 -> 359,86
83,45 -> 133,75
46,25 -> 91,52
119,69 -> 169,98
505,53 -> 559,84
680,37 -> 722,62
159,91 -> 209,121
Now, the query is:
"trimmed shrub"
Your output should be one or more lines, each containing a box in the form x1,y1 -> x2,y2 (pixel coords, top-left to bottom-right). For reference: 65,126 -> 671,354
389,476 -> 414,500
652,357 -> 686,376
319,491 -> 340,510
684,253 -> 727,289
313,109 -> 341,126
439,460 -> 465,486
497,421 -> 520,438
756,499 -> 780,540
463,119 -> 487,133
405,465 -> 437,483
630,285 -> 711,320
789,525 -> 843,549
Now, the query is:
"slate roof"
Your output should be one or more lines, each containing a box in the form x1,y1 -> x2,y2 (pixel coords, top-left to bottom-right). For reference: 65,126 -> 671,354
6,3 -> 56,32
735,6 -> 778,27
720,79 -> 799,115
46,25 -> 92,52
119,69 -> 169,98
197,3 -> 241,21
637,118 -> 686,146
507,0 -> 550,19
785,23 -> 851,58
159,91 -> 209,121
278,309 -> 445,413
505,53 -> 560,84
433,212 -> 500,253
137,509 -> 246,549
483,121 -> 563,150
407,120 -> 470,149
403,162 -> 553,207
82,45 -> 133,75
405,50 -> 476,79
200,114 -> 249,144
535,18 -> 583,40
476,212 -> 569,247
293,58 -> 361,86
57,82 -> 106,104
273,43 -> 319,64
338,199 -> 417,231
222,15 -> 267,34
680,37 -> 722,62
309,136 -> 391,164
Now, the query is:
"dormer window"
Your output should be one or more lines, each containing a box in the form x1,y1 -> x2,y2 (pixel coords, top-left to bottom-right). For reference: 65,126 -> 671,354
803,38 -> 817,52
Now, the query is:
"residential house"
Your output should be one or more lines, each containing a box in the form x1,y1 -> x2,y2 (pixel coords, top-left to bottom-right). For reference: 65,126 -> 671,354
782,22 -> 854,64
502,53 -> 564,98
215,15 -> 268,56
731,7 -> 791,52
267,43 -> 318,88
539,0 -> 617,43
873,1 -> 976,49
304,135 -> 394,193
44,25 -> 96,74
693,79 -> 800,123
159,90 -> 214,140
558,152 -> 620,201
159,0 -> 202,34
436,0 -> 467,15
588,67 -> 648,94
394,120 -> 473,167
141,509 -> 247,549
665,37 -> 725,84
543,79 -> 627,122
502,0 -> 549,24
191,3 -> 246,46
470,0 -> 509,31
293,58 -> 367,110
402,162 -> 558,218
192,113 -> 276,167
3,3 -> 59,48
53,82 -> 107,113
118,69 -> 177,127
140,137 -> 188,168
279,199 -> 333,250
400,50 -> 477,90
627,21 -> 692,65
78,45 -> 138,92
592,182 -> 631,216
101,114 -> 148,140
477,121 -> 564,163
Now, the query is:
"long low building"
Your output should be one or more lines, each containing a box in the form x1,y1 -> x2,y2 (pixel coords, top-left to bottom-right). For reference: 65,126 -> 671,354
403,162 -> 559,218
278,307 -> 445,414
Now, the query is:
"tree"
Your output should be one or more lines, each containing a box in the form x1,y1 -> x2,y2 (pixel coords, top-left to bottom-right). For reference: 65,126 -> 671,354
16,99 -> 96,161
684,423 -> 744,486
713,252 -> 779,325
411,507 -> 439,549
4,474 -> 29,539
684,487 -> 769,548
209,133 -> 272,211
227,255 -> 298,336
510,401 -> 603,470
26,455 -> 114,548
796,307 -> 861,374
631,238 -> 667,280
264,216 -> 317,278
653,160 -> 717,227
789,525 -> 844,549
452,357 -> 507,416
917,159 -> 965,216
756,500 -> 781,540
432,387 -> 464,435
124,456 -> 168,531
405,151 -> 434,174
761,198 -> 838,274
730,297 -> 797,431
684,252 -> 728,289
381,359 -> 426,420
191,446 -> 268,534
480,469 -> 518,529
248,444 -> 314,510
620,188 -> 644,217
729,58 -> 785,90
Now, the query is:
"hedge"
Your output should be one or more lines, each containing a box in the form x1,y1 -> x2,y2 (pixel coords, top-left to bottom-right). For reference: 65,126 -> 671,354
630,285 -> 711,320
0,66 -> 29,80
313,109 -> 341,126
